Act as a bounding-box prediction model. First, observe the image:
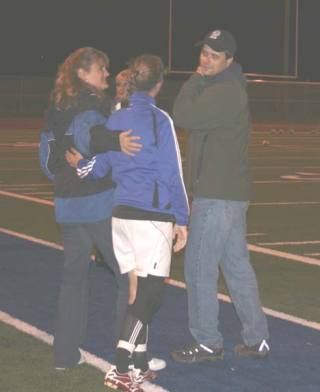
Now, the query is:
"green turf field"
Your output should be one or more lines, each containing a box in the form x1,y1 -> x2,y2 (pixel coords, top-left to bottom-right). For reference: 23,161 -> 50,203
0,321 -> 109,392
1,123 -> 320,391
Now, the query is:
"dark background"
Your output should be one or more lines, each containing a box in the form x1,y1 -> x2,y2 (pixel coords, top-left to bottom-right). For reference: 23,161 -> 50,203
1,0 -> 319,81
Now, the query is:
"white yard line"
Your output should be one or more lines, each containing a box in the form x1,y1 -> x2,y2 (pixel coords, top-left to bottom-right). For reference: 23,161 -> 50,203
296,172 -> 320,175
252,166 -> 320,169
250,156 -> 320,160
0,310 -> 168,391
0,157 -> 38,160
0,233 -> 168,392
0,310 -> 110,375
14,142 -> 39,147
0,227 -> 63,250
23,192 -> 53,195
0,183 -> 51,187
1,227 -> 320,332
0,190 -> 53,206
1,191 -> 320,267
0,310 -> 170,392
259,240 -> 320,246
280,175 -> 320,181
250,201 -> 320,206
247,243 -> 320,267
3,189 -> 320,209
0,168 -> 39,171
255,180 -> 320,184
305,253 -> 320,256
0,187 -> 39,191
165,278 -> 320,331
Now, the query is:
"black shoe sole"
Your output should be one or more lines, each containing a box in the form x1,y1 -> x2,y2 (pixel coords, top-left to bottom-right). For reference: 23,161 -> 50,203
234,345 -> 270,359
236,352 -> 269,359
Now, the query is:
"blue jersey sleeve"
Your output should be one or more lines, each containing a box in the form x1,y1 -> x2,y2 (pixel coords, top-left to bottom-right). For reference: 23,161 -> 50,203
76,153 -> 112,179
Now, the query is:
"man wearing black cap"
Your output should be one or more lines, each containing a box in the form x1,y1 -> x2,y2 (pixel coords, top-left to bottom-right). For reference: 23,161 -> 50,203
171,29 -> 270,363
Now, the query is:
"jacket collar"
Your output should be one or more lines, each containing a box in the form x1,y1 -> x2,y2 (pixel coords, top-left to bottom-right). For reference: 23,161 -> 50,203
129,91 -> 156,106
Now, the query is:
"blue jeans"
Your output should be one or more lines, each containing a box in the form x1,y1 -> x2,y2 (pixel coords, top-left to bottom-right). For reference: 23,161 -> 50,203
185,197 -> 269,348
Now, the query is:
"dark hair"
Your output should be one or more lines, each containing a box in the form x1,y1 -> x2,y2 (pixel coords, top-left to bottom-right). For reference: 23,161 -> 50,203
52,47 -> 109,110
130,54 -> 165,92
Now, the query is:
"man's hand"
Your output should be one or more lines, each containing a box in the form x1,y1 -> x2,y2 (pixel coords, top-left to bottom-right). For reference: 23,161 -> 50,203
196,65 -> 206,76
120,129 -> 142,156
173,224 -> 188,253
65,148 -> 83,168
196,65 -> 215,77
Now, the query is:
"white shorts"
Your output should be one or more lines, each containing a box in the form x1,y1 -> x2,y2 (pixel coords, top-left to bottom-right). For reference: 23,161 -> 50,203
112,217 -> 173,277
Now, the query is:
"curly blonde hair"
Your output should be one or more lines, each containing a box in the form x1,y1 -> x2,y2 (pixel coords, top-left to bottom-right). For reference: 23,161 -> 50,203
52,47 -> 109,110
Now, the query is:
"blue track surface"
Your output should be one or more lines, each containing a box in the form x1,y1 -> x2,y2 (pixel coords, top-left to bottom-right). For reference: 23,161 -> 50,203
0,233 -> 319,391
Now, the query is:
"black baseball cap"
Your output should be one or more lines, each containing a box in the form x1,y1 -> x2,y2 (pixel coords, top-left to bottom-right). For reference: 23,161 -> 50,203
195,29 -> 237,56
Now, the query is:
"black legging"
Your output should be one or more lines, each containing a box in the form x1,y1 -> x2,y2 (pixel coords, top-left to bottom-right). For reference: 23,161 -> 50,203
115,275 -> 165,372
129,275 -> 165,323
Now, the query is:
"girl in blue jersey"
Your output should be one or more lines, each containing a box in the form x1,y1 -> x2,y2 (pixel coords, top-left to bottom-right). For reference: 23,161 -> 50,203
67,54 -> 189,391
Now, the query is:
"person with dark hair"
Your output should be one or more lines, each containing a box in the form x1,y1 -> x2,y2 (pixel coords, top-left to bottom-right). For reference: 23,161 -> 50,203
170,30 -> 270,363
66,54 -> 189,391
41,47 -> 142,370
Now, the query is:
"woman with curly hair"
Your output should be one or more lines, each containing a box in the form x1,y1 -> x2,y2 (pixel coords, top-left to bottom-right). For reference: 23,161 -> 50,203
42,47 -> 141,370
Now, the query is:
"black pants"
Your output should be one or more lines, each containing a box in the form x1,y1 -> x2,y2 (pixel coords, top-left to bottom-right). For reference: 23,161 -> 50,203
54,219 -> 128,368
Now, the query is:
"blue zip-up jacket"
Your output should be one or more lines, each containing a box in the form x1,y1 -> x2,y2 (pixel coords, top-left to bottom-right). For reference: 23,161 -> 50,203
43,90 -> 119,223
77,92 -> 189,226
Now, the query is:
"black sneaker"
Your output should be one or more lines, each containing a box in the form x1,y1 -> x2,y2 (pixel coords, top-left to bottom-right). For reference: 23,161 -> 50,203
171,343 -> 224,364
235,339 -> 270,359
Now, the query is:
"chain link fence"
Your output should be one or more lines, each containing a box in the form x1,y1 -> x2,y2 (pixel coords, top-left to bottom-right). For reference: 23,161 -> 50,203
0,76 -> 320,126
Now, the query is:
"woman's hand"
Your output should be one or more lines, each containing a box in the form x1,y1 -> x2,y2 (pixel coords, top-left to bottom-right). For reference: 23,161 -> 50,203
65,148 -> 83,168
120,129 -> 142,156
173,224 -> 188,253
